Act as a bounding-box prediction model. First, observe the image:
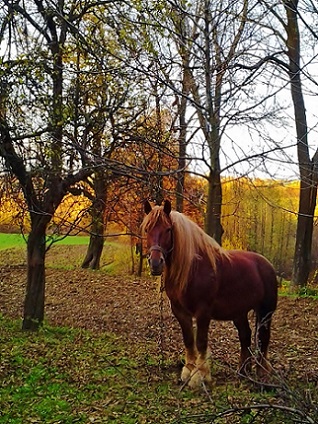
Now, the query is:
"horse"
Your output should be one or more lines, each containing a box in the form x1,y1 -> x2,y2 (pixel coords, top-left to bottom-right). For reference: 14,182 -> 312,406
141,200 -> 278,388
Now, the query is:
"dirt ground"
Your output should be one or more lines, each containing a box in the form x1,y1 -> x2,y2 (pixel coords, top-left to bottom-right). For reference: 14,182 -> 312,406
1,261 -> 317,386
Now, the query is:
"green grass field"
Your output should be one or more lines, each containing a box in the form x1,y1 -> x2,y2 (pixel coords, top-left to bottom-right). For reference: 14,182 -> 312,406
0,233 -> 132,274
0,233 -> 90,250
0,233 -> 26,249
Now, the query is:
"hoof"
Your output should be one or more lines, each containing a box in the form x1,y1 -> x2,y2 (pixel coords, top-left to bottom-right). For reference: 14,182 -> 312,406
256,362 -> 272,380
188,369 -> 204,389
181,365 -> 191,382
182,367 -> 212,389
238,357 -> 252,377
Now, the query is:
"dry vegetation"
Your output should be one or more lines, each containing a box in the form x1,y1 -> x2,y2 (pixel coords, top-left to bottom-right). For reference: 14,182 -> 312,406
1,245 -> 317,385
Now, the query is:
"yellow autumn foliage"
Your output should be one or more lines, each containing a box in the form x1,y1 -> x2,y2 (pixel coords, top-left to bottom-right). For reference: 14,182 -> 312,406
2,176 -> 318,279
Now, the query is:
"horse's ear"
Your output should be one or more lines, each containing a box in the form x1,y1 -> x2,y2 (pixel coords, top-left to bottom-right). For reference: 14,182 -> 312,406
163,200 -> 172,216
144,200 -> 152,215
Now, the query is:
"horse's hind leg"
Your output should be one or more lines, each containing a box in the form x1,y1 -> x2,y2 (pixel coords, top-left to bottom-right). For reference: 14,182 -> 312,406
234,315 -> 252,375
256,309 -> 274,377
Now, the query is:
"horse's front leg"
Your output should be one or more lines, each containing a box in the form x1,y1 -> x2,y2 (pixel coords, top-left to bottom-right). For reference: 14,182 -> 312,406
189,313 -> 212,388
170,302 -> 197,383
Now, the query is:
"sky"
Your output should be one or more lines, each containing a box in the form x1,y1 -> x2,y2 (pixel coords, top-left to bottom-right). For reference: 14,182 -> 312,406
189,56 -> 318,182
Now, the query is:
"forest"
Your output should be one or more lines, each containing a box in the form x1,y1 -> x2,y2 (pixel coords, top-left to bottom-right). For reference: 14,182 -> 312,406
0,0 -> 318,332
0,175 -> 314,281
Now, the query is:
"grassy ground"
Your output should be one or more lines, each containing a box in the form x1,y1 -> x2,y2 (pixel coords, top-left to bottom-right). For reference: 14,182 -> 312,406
1,316 -> 167,423
0,233 -> 132,274
0,233 -> 27,250
1,235 -> 317,423
2,314 -> 316,424
1,316 -> 185,424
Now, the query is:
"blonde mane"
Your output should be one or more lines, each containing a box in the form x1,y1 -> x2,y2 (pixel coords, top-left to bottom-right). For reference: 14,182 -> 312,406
142,206 -> 228,291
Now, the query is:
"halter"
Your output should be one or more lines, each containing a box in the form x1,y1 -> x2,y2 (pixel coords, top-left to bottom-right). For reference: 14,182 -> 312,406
148,242 -> 173,260
148,229 -> 174,260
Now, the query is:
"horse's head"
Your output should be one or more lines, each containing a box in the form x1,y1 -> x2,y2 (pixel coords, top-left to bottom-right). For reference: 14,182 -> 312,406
143,200 -> 173,276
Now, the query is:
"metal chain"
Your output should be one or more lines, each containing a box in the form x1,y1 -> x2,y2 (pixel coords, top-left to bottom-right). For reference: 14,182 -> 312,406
158,274 -> 165,370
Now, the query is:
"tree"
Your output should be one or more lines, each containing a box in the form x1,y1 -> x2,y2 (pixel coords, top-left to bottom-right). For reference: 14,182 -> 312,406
0,0 -> 86,329
159,3 -> 195,212
136,1 -> 285,244
0,0 -> 140,328
283,0 -> 318,286
68,15 -> 146,270
259,0 -> 318,286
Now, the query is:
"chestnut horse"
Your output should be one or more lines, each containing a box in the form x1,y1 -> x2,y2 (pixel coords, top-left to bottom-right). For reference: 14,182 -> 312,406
142,200 -> 277,388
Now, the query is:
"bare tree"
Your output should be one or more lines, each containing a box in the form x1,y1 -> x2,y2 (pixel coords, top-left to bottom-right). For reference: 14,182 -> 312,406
134,1 -> 288,244
257,0 -> 318,286
167,0 -> 263,243
283,0 -> 318,286
69,18 -> 146,270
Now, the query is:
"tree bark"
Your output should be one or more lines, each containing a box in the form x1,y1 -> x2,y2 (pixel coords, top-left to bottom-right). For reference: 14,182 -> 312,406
136,238 -> 144,277
283,0 -> 318,286
205,168 -> 223,244
23,216 -> 49,330
80,202 -> 106,270
82,176 -> 107,270
82,231 -> 104,270
176,104 -> 187,213
292,171 -> 318,286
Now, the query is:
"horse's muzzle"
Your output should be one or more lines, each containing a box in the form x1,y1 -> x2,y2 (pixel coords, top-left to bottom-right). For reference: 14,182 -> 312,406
150,268 -> 163,276
148,254 -> 165,276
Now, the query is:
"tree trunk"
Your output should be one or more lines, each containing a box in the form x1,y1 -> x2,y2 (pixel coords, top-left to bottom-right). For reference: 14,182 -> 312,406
23,217 -> 48,330
176,137 -> 186,213
82,232 -> 104,270
292,174 -> 318,286
137,238 -> 144,277
205,169 -> 223,244
175,44 -> 190,213
82,177 -> 107,270
283,0 -> 318,286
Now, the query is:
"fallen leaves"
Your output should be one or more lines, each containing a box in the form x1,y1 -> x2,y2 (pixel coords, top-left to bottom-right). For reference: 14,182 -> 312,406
0,252 -> 318,387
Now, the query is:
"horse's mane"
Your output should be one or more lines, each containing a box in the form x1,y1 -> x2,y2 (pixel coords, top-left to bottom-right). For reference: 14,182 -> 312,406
142,206 -> 228,291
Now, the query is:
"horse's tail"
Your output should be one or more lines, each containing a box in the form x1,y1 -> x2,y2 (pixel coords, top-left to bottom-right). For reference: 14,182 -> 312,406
254,255 -> 278,371
257,254 -> 278,315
